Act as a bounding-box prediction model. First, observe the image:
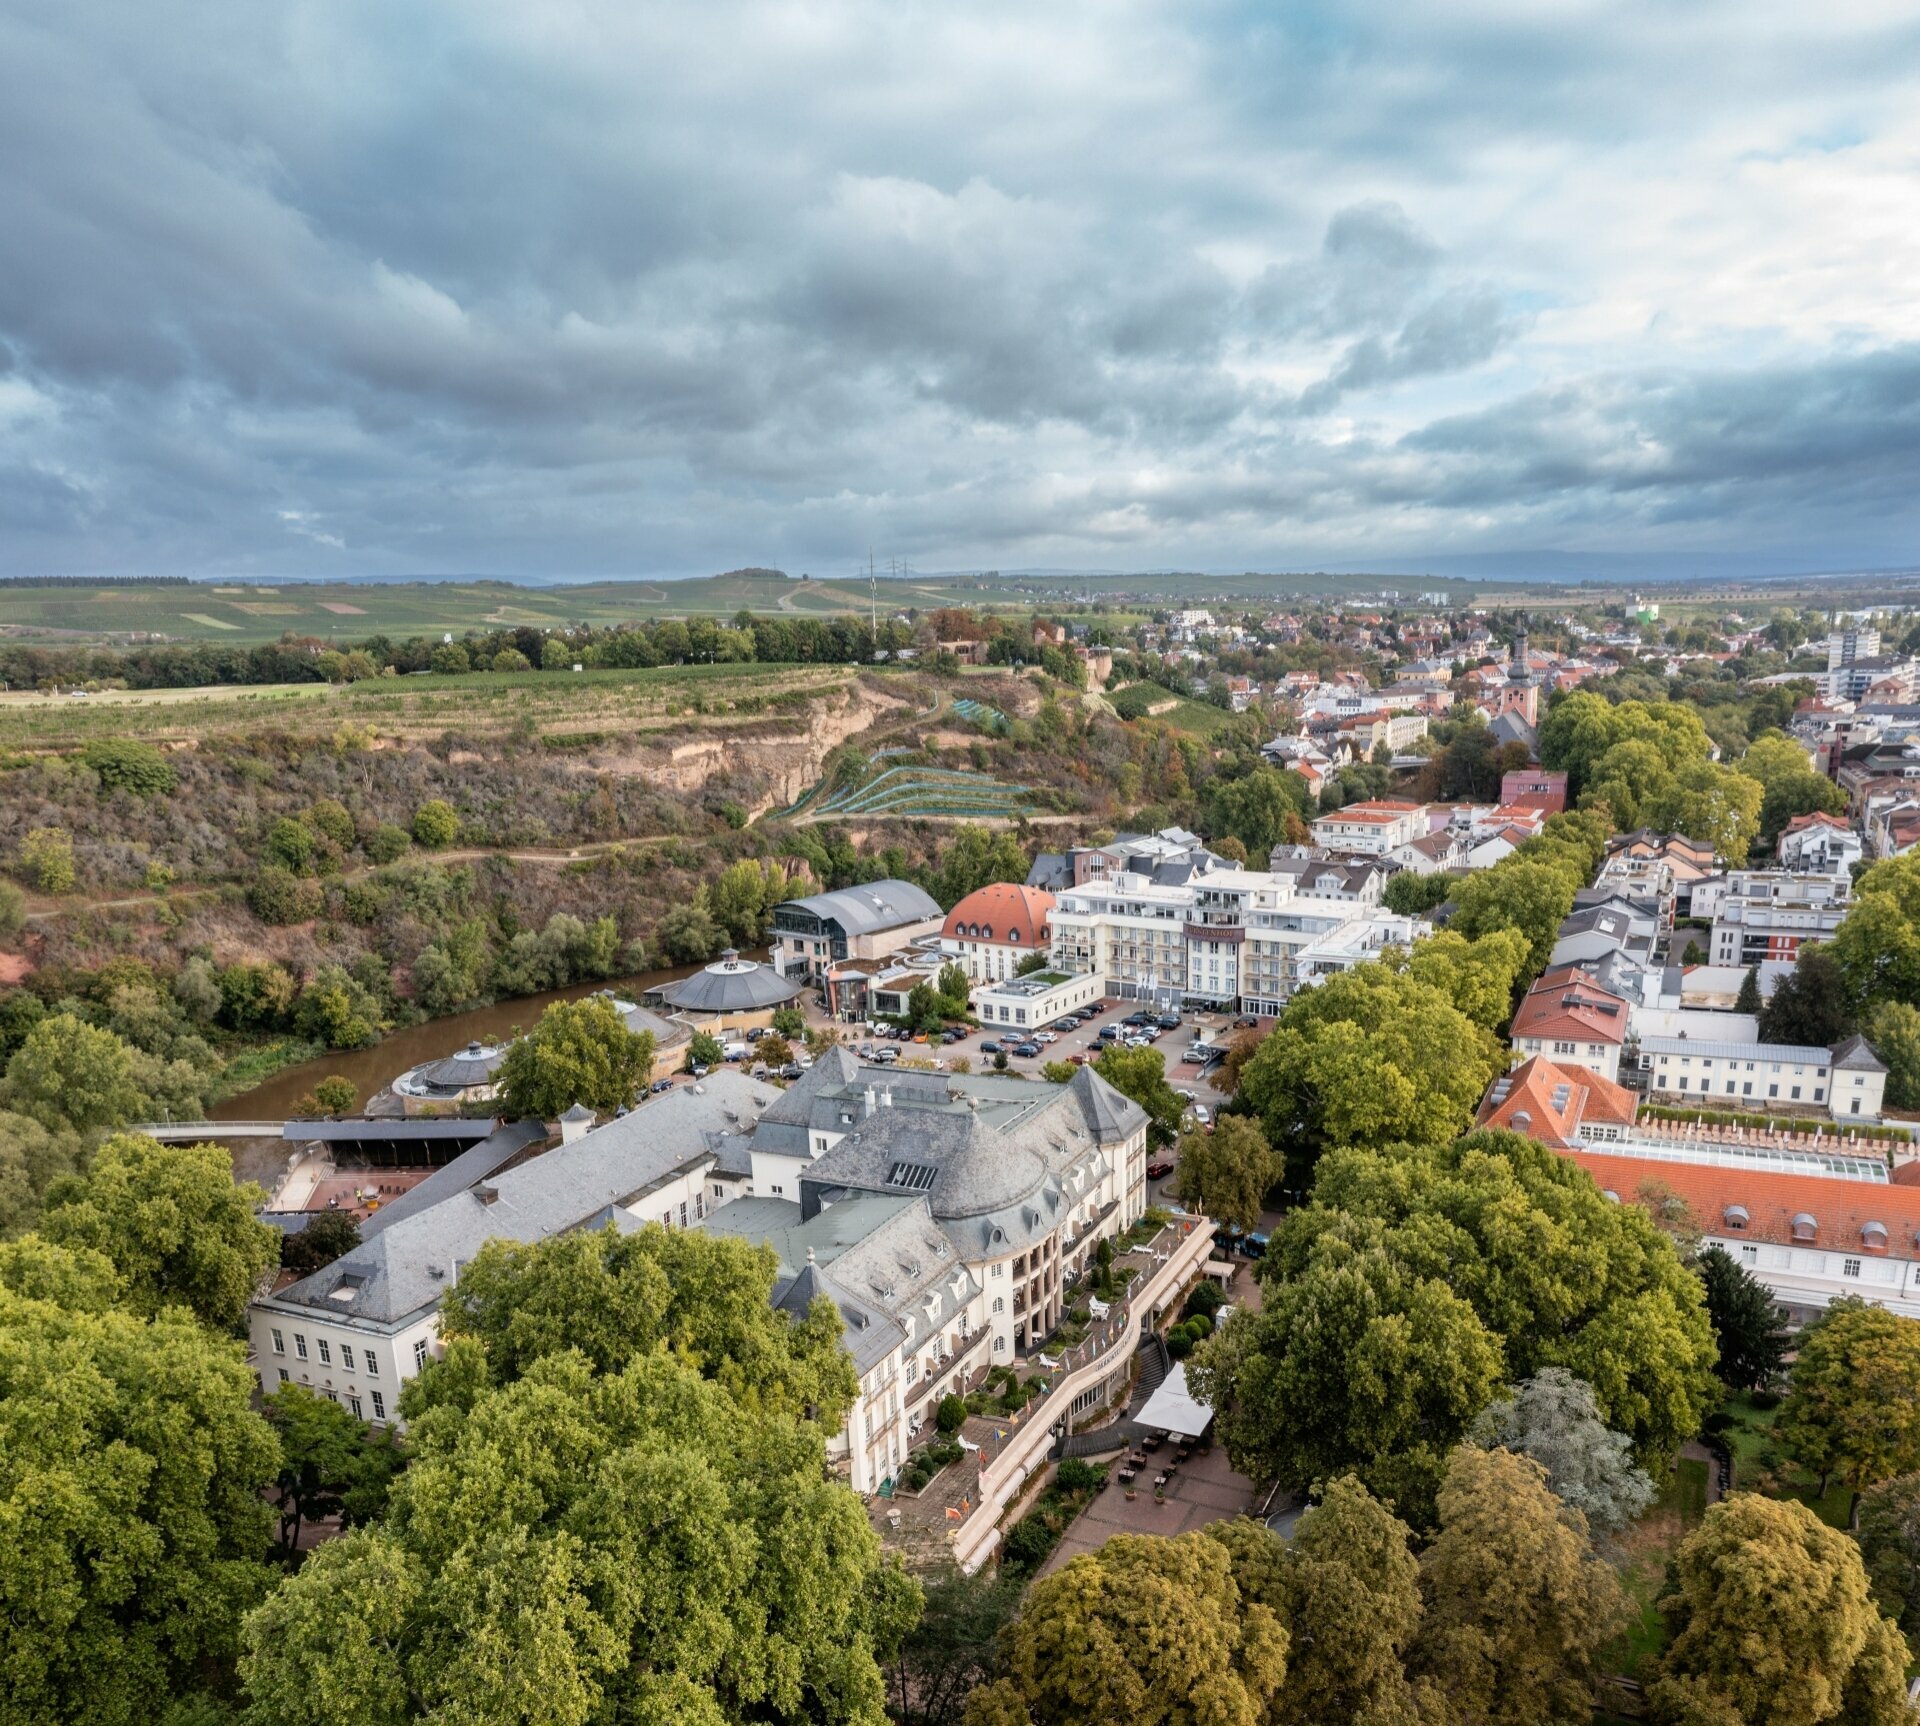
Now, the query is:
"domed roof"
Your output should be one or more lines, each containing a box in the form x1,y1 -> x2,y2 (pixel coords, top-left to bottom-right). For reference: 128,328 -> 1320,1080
657,951 -> 803,1013
942,882 -> 1056,945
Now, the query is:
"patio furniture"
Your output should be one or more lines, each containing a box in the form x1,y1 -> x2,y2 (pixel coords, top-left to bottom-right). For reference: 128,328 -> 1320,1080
1154,1472 -> 1169,1490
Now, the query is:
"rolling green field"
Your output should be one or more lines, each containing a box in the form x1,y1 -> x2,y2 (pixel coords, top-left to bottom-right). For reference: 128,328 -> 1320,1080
0,573 -> 906,645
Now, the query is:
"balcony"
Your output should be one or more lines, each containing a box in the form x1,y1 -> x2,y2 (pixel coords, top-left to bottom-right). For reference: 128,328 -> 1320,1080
908,1325 -> 991,1413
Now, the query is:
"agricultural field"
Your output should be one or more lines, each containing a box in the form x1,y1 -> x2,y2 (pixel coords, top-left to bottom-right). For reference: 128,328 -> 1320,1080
0,572 -> 896,646
0,661 -> 856,750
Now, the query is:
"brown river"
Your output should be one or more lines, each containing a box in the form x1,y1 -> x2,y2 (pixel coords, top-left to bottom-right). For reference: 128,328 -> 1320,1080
211,959 -> 711,1121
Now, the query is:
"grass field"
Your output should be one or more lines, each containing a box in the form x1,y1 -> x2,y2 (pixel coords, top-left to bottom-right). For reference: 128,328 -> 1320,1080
0,661 -> 857,749
1608,1456 -> 1710,1680
1716,1391 -> 1853,1527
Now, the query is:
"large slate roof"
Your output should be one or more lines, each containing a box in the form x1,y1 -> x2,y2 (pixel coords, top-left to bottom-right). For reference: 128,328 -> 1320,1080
777,879 -> 943,937
260,1071 -> 779,1328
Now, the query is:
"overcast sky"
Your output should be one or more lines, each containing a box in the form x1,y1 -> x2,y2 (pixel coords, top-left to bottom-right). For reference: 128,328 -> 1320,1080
4,0 -> 1919,581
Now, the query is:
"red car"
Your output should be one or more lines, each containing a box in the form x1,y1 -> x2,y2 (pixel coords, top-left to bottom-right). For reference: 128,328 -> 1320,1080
1145,1158 -> 1175,1179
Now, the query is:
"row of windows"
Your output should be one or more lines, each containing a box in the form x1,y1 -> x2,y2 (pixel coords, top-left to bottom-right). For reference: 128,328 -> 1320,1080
273,1369 -> 387,1422
271,1328 -> 431,1376
1672,1077 -> 1821,1102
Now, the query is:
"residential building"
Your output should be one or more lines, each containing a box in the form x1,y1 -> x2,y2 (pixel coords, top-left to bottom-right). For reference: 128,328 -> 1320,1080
1775,812 -> 1863,878
1548,903 -> 1660,971
1633,1031 -> 1886,1120
1509,976 -> 1633,1081
939,882 -> 1057,984
771,881 -> 946,981
1499,768 -> 1569,813
1265,851 -> 1387,904
1310,800 -> 1429,857
1707,872 -> 1851,968
1476,1056 -> 1639,1148
1828,624 -> 1883,669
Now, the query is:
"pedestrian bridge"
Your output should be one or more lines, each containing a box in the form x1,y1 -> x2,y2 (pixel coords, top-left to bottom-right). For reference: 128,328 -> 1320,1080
129,1121 -> 287,1141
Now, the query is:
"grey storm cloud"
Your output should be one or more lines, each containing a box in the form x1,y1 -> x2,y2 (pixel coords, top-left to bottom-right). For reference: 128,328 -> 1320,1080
1,0 -> 1919,577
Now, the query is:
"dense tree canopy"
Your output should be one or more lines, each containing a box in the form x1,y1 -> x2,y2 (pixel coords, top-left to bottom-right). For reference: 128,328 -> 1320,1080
963,1532 -> 1288,1726
1091,1045 -> 1187,1147
42,1133 -> 278,1331
1828,854 -> 1920,1013
0,1011 -> 148,1133
1197,1130 -> 1717,1523
1741,733 -> 1848,849
493,995 -> 656,1120
1389,928 -> 1532,1032
1236,965 -> 1505,1190
1205,1478 -> 1434,1726
0,1253 -> 280,1726
1854,1473 -> 1920,1648
1648,1495 -> 1913,1726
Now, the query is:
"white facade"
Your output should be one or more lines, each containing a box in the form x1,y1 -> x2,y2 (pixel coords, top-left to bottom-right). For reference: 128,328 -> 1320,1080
1310,802 -> 1429,856
973,969 -> 1104,1031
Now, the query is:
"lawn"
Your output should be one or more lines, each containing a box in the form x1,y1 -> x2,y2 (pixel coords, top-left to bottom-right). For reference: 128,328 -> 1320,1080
1715,1390 -> 1853,1528
1605,1456 -> 1710,1680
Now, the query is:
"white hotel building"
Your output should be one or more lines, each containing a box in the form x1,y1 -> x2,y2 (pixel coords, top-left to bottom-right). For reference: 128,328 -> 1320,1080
1048,851 -> 1429,1015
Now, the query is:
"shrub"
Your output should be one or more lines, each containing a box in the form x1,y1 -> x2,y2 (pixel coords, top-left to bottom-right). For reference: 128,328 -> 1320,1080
936,1394 -> 968,1434
81,738 -> 177,796
1000,1518 -> 1055,1574
302,800 -> 356,849
20,827 -> 76,894
365,823 -> 412,865
1750,1389 -> 1783,1412
429,643 -> 469,674
248,866 -> 322,925
263,817 -> 317,873
771,1006 -> 806,1039
412,800 -> 459,849
492,649 -> 533,673
1182,1280 -> 1226,1322
0,881 -> 24,934
1055,1458 -> 1101,1494
1166,1329 -> 1195,1361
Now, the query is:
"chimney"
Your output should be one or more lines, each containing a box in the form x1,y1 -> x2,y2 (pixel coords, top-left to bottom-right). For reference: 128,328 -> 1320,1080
864,1085 -> 877,1118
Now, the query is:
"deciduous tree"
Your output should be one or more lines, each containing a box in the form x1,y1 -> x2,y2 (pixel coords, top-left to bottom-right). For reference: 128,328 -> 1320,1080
1647,1495 -> 1913,1726
494,995 -> 654,1119
1854,1472 -> 1920,1646
967,1531 -> 1288,1726
1207,1478 -> 1434,1726
0,1010 -> 147,1133
1092,1045 -> 1187,1146
0,1265 -> 279,1724
1174,1113 -> 1281,1231
1411,1446 -> 1628,1726
1777,1297 -> 1920,1494
42,1133 -> 279,1331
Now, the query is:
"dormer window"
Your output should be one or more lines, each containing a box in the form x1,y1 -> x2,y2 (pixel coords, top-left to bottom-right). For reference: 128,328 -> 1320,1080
1791,1213 -> 1818,1242
1722,1205 -> 1749,1231
1864,1221 -> 1889,1251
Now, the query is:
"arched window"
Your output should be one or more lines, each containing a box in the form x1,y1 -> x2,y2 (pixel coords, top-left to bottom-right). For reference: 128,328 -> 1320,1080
1791,1213 -> 1818,1241
1723,1204 -> 1749,1231
992,1296 -> 1004,1314
982,925 -> 993,940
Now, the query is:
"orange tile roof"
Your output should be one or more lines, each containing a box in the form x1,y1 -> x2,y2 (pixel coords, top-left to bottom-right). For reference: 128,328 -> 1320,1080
1477,1057 -> 1638,1150
1566,1148 -> 1920,1258
942,882 -> 1055,946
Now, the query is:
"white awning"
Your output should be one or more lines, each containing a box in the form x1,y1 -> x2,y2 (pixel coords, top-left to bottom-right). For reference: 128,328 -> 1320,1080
1137,1361 -> 1214,1440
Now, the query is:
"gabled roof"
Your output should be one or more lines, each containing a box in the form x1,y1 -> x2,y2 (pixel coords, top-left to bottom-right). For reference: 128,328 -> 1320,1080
1832,1033 -> 1889,1074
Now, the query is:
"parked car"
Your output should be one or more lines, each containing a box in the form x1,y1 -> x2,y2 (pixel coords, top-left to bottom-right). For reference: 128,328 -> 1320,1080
1156,1014 -> 1181,1030
1012,1041 -> 1043,1057
689,1063 -> 711,1079
780,1063 -> 804,1080
1191,1104 -> 1212,1126
745,1026 -> 767,1042
1034,1030 -> 1059,1045
874,1046 -> 900,1064
980,1040 -> 1003,1055
1145,1158 -> 1175,1179
650,1078 -> 674,1093
1096,1025 -> 1121,1041
1083,1000 -> 1107,1015
1124,1010 -> 1154,1026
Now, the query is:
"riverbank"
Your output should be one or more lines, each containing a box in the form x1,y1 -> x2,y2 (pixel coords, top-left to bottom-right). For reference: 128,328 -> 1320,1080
210,960 -> 709,1120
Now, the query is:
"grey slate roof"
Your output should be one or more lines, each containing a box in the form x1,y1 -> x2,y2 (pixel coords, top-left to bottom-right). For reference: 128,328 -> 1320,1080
358,1121 -> 548,1240
262,1071 -> 779,1328
1832,1034 -> 1889,1074
776,879 -> 943,937
1638,1035 -> 1832,1063
657,956 -> 802,1013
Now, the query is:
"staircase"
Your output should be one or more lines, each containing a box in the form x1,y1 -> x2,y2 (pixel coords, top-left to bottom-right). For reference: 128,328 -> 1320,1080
1055,1336 -> 1173,1459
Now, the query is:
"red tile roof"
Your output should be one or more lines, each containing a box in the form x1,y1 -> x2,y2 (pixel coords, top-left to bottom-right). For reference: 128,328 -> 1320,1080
1511,977 -> 1632,1046
1477,1057 -> 1638,1150
1782,812 -> 1851,835
1566,1148 -> 1920,1258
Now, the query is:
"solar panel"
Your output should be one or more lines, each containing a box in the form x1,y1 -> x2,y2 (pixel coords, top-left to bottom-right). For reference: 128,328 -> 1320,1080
885,1161 -> 938,1192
